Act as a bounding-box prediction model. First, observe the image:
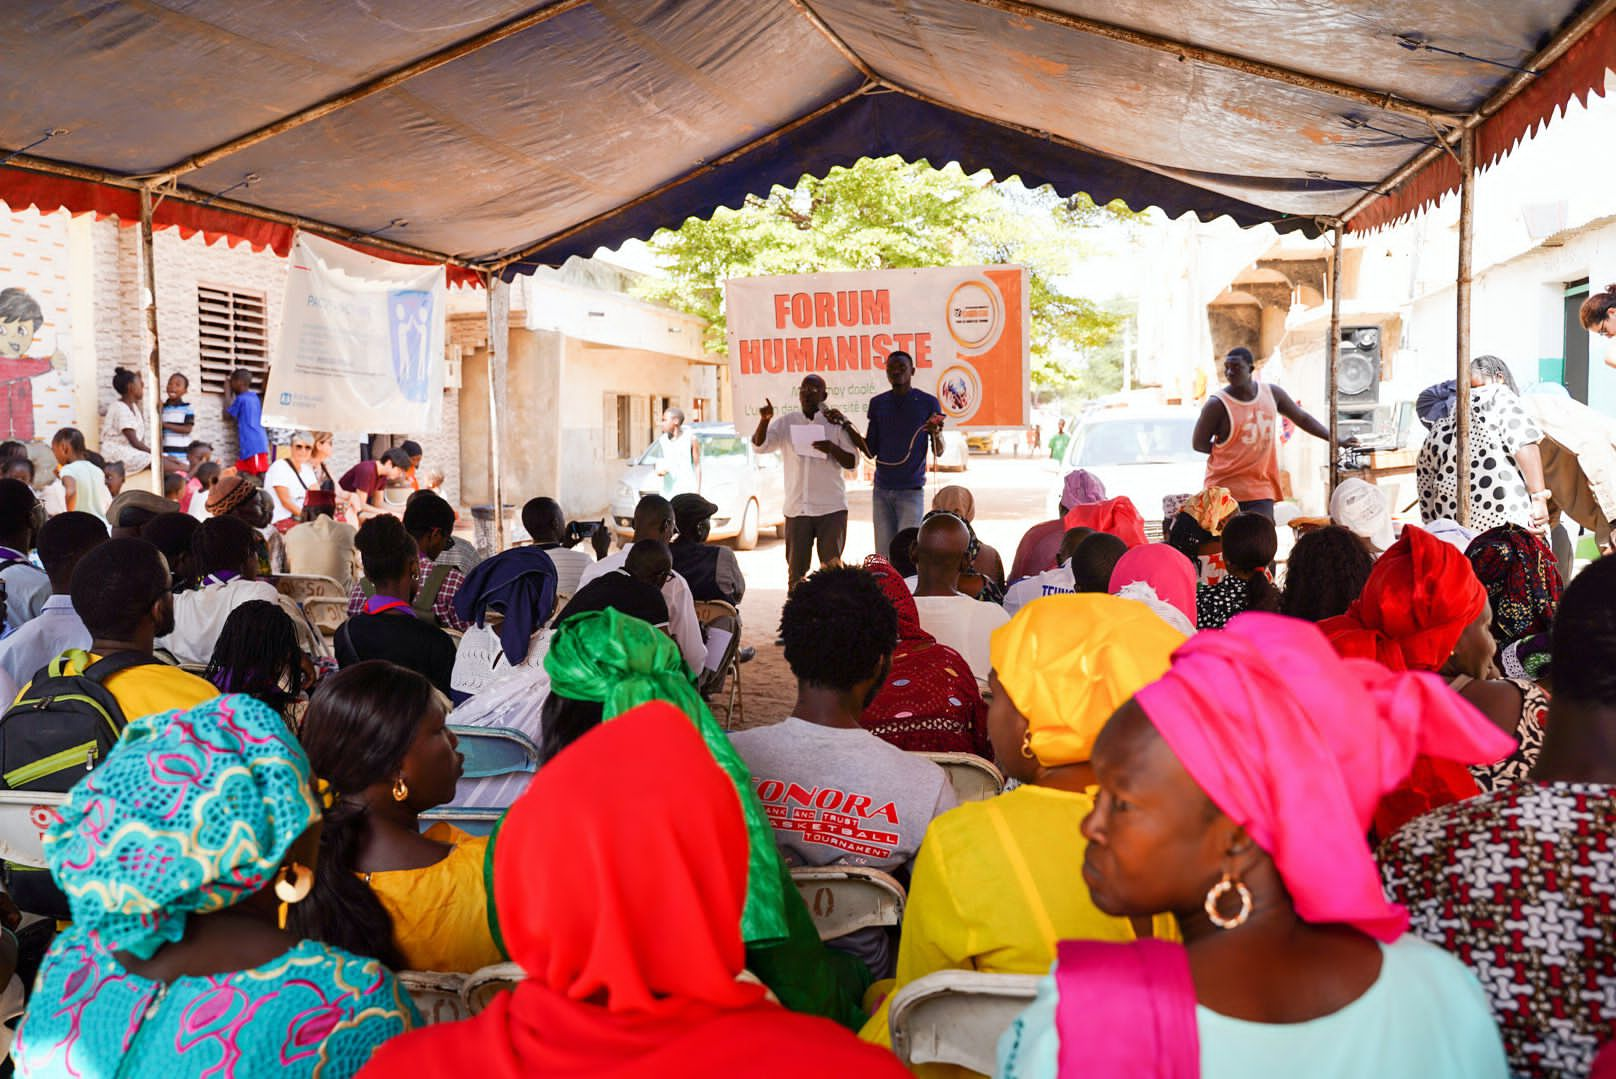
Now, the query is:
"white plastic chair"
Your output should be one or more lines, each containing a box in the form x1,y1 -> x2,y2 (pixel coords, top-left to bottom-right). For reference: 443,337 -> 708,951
302,596 -> 348,638
461,961 -> 526,1014
396,971 -> 469,1025
888,970 -> 1044,1073
0,790 -> 67,868
919,752 -> 1005,803
789,866 -> 905,942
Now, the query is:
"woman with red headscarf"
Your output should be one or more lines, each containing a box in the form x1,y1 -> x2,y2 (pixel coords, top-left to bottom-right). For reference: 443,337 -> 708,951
1320,526 -> 1529,832
860,555 -> 990,757
359,701 -> 909,1079
995,614 -> 1511,1078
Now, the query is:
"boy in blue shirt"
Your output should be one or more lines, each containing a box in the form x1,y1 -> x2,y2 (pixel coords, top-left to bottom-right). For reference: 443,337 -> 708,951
223,368 -> 269,478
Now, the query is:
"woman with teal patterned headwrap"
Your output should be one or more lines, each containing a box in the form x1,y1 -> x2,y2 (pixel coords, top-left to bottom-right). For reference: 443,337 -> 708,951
13,694 -> 416,1078
530,608 -> 872,1029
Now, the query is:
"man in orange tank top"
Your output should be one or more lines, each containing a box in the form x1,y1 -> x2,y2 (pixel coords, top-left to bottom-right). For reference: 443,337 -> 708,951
1192,347 -> 1335,520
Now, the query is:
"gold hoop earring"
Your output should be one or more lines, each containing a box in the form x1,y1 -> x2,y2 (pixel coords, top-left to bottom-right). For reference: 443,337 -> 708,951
1021,732 -> 1035,759
1204,872 -> 1253,930
274,861 -> 314,929
392,775 -> 409,803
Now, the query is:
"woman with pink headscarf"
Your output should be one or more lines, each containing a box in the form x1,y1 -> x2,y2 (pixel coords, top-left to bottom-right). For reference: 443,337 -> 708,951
995,613 -> 1511,1078
1011,470 -> 1108,581
1107,543 -> 1197,635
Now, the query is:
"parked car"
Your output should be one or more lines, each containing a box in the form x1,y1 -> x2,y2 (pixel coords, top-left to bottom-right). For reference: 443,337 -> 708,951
1043,407 -> 1205,534
610,423 -> 785,549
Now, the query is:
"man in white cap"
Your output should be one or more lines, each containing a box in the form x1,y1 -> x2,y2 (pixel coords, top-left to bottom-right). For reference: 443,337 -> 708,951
1329,477 -> 1395,554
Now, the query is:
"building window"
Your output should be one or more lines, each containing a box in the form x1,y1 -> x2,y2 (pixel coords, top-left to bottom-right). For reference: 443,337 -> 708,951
196,284 -> 269,394
610,393 -> 634,459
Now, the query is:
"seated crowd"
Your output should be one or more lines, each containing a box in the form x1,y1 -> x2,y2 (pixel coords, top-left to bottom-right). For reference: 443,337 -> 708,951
0,412 -> 1610,1079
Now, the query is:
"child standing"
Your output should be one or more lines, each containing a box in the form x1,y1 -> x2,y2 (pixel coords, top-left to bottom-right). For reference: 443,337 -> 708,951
50,427 -> 112,522
160,372 -> 196,466
224,367 -> 269,478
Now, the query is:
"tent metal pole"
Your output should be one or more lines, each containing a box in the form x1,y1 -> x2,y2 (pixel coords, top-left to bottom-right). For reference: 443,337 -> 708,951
1327,224 -> 1343,497
1454,129 -> 1475,528
149,0 -> 593,185
1341,0 -> 1616,227
485,272 -> 510,552
957,0 -> 1462,125
137,186 -> 165,495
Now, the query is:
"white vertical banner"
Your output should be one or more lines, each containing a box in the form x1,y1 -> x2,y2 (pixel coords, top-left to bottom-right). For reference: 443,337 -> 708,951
263,232 -> 446,432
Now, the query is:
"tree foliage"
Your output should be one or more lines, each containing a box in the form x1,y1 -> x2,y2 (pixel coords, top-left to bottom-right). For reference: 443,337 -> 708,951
633,157 -> 1141,396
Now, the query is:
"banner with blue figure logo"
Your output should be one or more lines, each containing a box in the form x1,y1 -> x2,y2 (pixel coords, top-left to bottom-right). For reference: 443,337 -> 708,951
264,232 -> 445,432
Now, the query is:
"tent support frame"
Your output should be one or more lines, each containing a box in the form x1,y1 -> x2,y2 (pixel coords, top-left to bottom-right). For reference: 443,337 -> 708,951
485,272 -> 510,552
137,186 -> 164,495
1,153 -> 479,270
148,0 -> 594,186
1454,128 -> 1475,528
953,0 -> 1464,125
1327,224 -> 1343,497
1340,0 -> 1616,227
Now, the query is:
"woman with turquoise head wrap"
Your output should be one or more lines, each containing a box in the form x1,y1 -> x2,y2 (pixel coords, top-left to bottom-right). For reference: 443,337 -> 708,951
531,608 -> 873,1029
13,694 -> 416,1078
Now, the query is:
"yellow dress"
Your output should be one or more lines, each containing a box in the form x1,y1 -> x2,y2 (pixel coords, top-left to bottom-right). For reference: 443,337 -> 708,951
859,784 -> 1178,1078
365,823 -> 504,973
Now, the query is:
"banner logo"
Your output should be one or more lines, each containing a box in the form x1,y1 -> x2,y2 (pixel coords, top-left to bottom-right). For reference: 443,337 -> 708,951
389,289 -> 433,403
946,280 -> 1002,352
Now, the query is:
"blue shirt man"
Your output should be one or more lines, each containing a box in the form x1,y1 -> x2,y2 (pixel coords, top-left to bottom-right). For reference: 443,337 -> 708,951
828,351 -> 944,557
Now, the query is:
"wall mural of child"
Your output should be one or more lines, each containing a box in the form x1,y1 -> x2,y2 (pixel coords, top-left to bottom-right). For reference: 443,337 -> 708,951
0,287 -> 68,440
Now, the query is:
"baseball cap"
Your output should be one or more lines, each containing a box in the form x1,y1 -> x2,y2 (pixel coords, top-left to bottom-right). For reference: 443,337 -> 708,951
1329,478 -> 1395,552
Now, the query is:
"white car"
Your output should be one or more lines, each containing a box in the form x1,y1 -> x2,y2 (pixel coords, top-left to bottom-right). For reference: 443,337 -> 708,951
609,423 -> 786,549
1044,407 -> 1206,536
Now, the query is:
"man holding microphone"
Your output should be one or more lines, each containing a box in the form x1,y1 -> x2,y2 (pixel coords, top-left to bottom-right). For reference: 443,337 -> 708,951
753,373 -> 857,592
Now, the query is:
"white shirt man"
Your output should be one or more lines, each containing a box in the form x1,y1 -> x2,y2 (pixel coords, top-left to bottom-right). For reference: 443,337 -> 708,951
578,548 -> 705,674
911,595 -> 1008,686
1002,563 -> 1076,616
752,375 -> 857,589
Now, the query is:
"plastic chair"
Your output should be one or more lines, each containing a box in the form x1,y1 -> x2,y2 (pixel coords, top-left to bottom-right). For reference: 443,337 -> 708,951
888,970 -> 1044,1073
692,599 -> 742,729
269,573 -> 347,604
790,866 -> 906,942
302,596 -> 348,638
0,790 -> 66,869
462,961 -> 526,1014
397,970 -> 469,1025
418,806 -> 503,838
918,752 -> 1005,803
450,726 -> 540,780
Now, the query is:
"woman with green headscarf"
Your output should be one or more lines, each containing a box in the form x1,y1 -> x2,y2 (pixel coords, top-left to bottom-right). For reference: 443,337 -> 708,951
13,694 -> 416,1078
524,608 -> 871,1029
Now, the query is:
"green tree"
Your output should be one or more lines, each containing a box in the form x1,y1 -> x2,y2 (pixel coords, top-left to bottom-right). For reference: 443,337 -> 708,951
634,157 -> 1140,396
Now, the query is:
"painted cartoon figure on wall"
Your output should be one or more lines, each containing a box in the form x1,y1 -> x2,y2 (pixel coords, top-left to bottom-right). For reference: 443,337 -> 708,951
0,287 -> 68,440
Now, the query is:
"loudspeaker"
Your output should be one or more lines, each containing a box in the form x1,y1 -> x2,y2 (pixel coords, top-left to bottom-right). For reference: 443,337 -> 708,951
1335,325 -> 1381,408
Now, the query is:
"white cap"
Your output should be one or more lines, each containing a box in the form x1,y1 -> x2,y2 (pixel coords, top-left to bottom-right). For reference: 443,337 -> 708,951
1329,478 -> 1395,552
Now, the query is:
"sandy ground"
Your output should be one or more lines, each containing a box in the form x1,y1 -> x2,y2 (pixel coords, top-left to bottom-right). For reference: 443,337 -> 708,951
719,452 -> 1057,729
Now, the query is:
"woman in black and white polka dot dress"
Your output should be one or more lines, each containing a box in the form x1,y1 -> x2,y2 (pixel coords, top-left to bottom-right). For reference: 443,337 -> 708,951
1417,356 -> 1551,534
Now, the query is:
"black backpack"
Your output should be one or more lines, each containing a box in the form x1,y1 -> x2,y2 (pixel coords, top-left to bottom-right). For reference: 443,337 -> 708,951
0,649 -> 158,918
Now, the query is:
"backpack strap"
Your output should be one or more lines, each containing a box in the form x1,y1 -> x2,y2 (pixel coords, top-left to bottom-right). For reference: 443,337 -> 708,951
414,565 -> 452,622
81,651 -> 162,684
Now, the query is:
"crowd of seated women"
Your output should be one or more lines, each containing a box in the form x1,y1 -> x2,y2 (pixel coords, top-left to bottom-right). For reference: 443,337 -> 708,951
8,457 -> 1616,1079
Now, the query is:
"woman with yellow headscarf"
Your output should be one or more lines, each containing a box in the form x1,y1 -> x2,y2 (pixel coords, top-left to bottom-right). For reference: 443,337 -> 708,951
858,594 -> 1183,1077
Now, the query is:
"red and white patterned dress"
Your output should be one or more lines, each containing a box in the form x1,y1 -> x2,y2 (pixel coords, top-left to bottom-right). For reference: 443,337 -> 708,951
1379,783 -> 1616,1077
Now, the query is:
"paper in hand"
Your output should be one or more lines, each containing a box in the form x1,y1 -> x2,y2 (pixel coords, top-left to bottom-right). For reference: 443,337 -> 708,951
789,423 -> 827,459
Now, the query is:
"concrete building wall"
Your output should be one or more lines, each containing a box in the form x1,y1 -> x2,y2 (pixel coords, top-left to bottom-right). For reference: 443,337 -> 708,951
0,207 -> 463,502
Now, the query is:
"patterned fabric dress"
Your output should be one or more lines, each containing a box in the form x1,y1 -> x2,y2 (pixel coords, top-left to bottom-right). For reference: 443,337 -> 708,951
1379,782 -> 1616,1078
16,937 -> 414,1078
11,694 -> 418,1077
1417,383 -> 1544,531
860,556 -> 991,757
1466,678 -> 1549,794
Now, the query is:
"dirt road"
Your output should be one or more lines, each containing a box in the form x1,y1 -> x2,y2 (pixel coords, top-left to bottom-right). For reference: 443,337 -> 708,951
722,452 -> 1059,728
